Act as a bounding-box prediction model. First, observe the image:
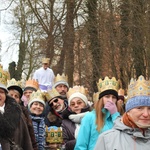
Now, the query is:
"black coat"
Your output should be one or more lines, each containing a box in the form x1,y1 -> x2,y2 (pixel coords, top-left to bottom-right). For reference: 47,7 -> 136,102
61,119 -> 76,150
61,105 -> 92,150
0,95 -> 33,150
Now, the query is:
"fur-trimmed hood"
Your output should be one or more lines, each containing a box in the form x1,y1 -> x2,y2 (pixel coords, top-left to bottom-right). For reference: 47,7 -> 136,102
0,95 -> 21,140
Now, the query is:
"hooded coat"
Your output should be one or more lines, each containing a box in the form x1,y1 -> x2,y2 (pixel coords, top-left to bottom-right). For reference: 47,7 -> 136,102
94,117 -> 150,150
0,96 -> 33,150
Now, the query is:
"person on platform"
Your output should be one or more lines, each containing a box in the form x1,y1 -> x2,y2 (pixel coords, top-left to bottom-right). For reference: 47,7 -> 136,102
33,58 -> 55,91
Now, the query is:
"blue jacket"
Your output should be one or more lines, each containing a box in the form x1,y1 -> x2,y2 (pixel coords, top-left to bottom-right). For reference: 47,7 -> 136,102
74,109 -> 120,150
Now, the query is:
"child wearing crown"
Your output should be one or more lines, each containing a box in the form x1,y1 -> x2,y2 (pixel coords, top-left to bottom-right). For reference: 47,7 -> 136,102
95,75 -> 150,150
28,90 -> 46,150
74,77 -> 121,150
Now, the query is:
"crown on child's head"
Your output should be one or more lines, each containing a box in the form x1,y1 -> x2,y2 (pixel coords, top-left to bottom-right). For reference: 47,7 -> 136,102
7,78 -> 22,88
0,65 -> 10,86
67,85 -> 88,98
54,73 -> 68,84
25,79 -> 39,90
127,75 -> 150,100
45,88 -> 60,102
97,76 -> 119,93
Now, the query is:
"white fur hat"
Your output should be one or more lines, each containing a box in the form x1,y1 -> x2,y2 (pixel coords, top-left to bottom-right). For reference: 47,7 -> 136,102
68,92 -> 88,106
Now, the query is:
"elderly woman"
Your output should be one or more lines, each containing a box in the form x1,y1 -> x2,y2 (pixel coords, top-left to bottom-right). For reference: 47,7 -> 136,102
62,86 -> 92,150
94,75 -> 150,150
0,72 -> 33,149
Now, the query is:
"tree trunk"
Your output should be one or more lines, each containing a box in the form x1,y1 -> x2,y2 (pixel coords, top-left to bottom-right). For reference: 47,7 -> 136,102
64,0 -> 75,87
87,0 -> 101,92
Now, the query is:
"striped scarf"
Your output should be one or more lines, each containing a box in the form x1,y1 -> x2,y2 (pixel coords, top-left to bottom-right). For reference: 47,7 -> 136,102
30,115 -> 45,150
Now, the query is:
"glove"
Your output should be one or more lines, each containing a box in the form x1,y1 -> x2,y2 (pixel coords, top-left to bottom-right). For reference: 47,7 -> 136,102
104,100 -> 117,115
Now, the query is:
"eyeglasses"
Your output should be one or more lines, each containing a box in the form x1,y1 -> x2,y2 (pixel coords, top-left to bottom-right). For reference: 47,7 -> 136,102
49,99 -> 58,107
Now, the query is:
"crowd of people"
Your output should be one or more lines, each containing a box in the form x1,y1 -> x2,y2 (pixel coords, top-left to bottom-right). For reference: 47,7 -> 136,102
0,58 -> 150,150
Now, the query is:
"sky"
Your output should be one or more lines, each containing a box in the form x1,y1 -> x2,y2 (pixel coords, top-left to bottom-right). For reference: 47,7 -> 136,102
0,0 -> 18,70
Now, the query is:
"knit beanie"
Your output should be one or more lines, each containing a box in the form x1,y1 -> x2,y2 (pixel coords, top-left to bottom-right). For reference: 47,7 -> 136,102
28,90 -> 46,110
7,85 -> 23,98
99,89 -> 118,100
0,83 -> 8,93
125,95 -> 150,112
28,98 -> 46,110
68,92 -> 88,106
53,81 -> 69,89
24,87 -> 37,92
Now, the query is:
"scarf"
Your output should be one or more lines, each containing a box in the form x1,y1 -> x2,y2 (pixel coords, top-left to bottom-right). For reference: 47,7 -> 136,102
30,115 -> 45,150
69,112 -> 88,124
0,104 -> 5,114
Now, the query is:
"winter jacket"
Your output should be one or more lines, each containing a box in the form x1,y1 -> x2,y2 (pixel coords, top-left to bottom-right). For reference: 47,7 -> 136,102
0,96 -> 33,150
94,117 -> 150,150
62,105 -> 91,150
74,109 -> 120,150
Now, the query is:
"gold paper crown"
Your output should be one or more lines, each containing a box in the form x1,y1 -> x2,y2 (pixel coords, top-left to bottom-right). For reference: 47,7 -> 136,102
25,79 -> 39,90
45,88 -> 60,101
7,78 -> 22,88
42,58 -> 50,64
118,88 -> 125,96
29,90 -> 46,102
45,126 -> 63,144
0,65 -> 10,86
127,75 -> 150,99
67,85 -> 88,98
97,76 -> 119,93
93,92 -> 100,102
54,73 -> 68,84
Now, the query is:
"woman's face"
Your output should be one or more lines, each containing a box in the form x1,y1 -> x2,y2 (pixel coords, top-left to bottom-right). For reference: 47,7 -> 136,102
127,106 -> 150,128
103,94 -> 117,105
30,101 -> 44,115
0,88 -> 6,106
70,97 -> 86,114
8,89 -> 20,103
